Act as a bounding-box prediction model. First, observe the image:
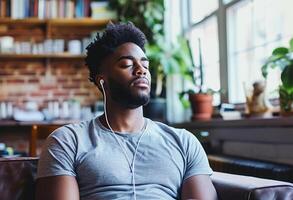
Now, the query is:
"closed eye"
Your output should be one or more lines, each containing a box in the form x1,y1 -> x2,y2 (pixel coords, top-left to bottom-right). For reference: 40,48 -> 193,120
119,60 -> 134,68
123,64 -> 133,68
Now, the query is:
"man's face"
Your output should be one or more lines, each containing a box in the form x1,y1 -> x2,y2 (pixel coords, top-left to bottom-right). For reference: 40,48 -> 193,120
103,42 -> 151,108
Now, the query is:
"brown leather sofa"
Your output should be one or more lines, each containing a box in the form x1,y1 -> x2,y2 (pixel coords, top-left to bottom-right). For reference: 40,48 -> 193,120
0,157 -> 293,200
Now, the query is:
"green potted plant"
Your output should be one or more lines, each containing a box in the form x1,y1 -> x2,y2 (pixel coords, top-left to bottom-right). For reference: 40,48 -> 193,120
261,38 -> 293,115
179,39 -> 217,121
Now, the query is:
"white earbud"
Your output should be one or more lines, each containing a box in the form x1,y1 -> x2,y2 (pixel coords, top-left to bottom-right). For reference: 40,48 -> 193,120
100,79 -> 104,86
98,76 -> 140,200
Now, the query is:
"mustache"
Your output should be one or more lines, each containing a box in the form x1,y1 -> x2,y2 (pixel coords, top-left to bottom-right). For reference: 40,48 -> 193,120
130,77 -> 150,86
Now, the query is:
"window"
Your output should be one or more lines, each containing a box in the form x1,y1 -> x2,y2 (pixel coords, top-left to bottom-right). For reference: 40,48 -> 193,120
185,0 -> 221,105
188,17 -> 221,104
184,0 -> 293,104
190,0 -> 218,23
227,0 -> 293,102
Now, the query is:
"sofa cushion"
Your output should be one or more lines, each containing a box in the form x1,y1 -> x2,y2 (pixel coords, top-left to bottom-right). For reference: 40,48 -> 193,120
211,171 -> 293,200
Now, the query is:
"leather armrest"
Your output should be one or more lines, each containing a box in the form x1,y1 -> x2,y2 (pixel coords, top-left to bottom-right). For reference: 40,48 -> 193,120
211,172 -> 293,200
0,157 -> 38,200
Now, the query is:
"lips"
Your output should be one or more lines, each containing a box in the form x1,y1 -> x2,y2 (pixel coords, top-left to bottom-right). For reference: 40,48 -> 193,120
131,78 -> 150,88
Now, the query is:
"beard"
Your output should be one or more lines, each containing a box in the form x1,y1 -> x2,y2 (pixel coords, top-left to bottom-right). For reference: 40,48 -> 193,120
108,77 -> 150,109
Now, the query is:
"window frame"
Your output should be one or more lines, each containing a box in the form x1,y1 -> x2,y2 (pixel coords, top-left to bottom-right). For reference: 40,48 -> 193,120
182,0 -> 254,104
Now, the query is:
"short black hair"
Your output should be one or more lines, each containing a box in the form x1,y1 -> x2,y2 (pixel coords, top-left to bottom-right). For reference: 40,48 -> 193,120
85,22 -> 147,85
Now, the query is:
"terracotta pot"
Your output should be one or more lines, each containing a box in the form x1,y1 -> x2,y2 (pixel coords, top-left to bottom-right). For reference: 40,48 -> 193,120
189,93 -> 213,121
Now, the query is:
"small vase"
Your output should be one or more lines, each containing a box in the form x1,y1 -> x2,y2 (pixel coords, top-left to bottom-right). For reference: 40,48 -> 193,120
189,93 -> 213,121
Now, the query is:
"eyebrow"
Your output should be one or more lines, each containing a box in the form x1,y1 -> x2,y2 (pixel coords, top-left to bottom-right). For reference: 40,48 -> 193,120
116,55 -> 149,62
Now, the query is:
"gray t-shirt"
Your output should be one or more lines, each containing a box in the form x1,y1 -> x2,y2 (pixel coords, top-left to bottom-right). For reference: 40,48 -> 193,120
37,117 -> 212,200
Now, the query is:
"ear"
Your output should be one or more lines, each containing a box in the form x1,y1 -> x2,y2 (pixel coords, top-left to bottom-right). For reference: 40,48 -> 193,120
96,75 -> 107,90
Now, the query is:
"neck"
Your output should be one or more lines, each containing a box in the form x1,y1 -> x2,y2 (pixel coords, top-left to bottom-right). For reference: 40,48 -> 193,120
99,99 -> 145,133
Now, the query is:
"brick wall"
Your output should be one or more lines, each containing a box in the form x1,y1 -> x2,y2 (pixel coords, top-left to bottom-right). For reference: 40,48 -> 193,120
0,59 -> 100,109
0,59 -> 101,155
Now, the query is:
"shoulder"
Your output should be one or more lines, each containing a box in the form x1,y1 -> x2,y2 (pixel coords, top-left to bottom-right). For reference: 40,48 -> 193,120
47,118 -> 97,145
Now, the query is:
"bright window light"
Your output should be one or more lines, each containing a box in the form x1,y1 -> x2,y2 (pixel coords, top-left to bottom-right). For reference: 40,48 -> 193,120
190,0 -> 218,23
227,0 -> 293,103
188,16 -> 221,105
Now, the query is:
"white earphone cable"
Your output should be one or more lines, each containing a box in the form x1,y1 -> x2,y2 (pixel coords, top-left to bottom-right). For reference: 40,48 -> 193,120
100,80 -> 146,200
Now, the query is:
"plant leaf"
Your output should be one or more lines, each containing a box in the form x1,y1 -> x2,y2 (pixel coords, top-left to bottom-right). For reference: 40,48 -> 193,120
261,64 -> 268,78
272,47 -> 289,55
179,91 -> 191,108
268,54 -> 286,62
281,64 -> 293,89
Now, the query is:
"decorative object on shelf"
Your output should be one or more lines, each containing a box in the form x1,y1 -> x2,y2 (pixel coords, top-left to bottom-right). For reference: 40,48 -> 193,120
244,81 -> 273,118
262,37 -> 293,115
68,40 -> 82,55
13,101 -> 44,122
219,103 -> 242,120
0,36 -> 14,53
43,100 -> 84,121
0,101 -> 13,120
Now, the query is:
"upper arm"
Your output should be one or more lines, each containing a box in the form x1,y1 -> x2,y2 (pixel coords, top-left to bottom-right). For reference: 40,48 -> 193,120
181,175 -> 218,200
36,176 -> 79,200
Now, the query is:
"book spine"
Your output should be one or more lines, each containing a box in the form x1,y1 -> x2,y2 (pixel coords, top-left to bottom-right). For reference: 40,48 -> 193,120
51,0 -> 57,18
75,0 -> 82,18
38,0 -> 45,19
45,0 -> 50,19
6,0 -> 10,17
33,0 -> 38,17
24,0 -> 30,18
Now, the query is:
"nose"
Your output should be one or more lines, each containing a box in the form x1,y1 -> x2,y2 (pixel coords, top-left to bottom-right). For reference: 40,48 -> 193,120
133,61 -> 147,76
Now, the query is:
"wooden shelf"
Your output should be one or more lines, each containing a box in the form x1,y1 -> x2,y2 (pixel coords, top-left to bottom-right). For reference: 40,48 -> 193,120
0,18 -> 46,25
174,116 -> 293,129
0,17 -> 110,26
48,18 -> 111,27
0,18 -> 108,61
0,53 -> 85,59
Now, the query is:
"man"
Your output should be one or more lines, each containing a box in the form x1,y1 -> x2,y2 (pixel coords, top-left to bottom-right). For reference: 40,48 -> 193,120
36,22 -> 217,200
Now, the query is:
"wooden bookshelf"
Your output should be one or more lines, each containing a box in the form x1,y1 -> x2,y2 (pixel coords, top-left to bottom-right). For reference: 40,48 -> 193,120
0,17 -> 46,25
0,18 -> 110,27
48,18 -> 111,26
0,17 -> 109,60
